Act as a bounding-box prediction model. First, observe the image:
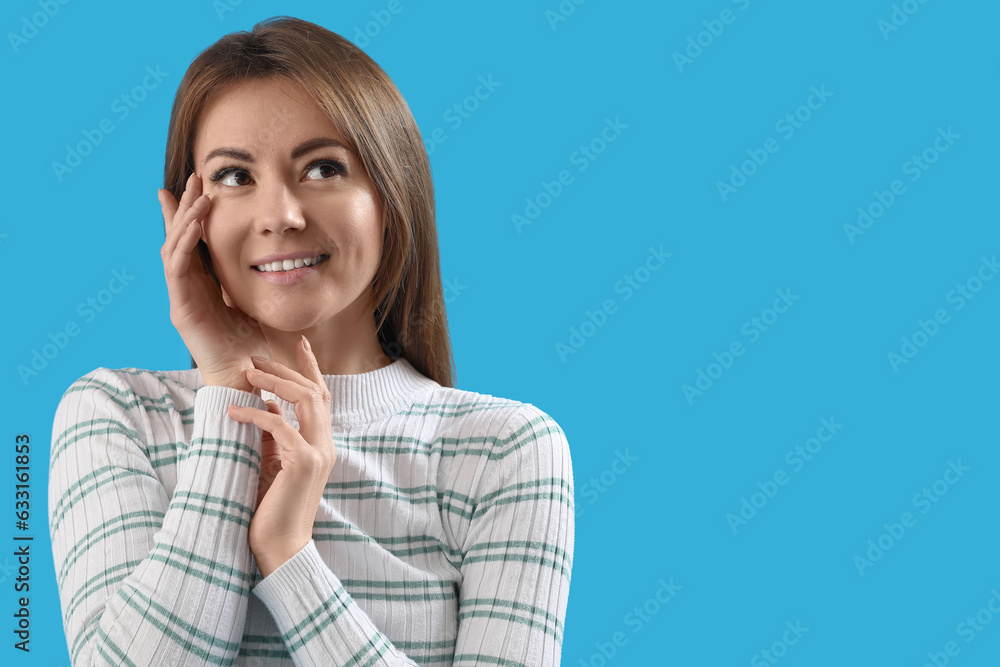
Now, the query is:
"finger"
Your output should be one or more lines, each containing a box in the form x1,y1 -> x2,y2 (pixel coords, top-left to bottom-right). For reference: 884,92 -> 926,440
245,368 -> 315,404
295,335 -> 326,387
167,221 -> 203,276
294,336 -> 332,444
162,193 -> 211,261
176,172 -> 201,220
246,360 -> 331,445
250,355 -> 313,387
158,187 -> 179,235
228,404 -> 304,446
160,172 -> 196,234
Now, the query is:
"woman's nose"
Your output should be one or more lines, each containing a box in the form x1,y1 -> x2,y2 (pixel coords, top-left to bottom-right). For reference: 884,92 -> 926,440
254,178 -> 306,235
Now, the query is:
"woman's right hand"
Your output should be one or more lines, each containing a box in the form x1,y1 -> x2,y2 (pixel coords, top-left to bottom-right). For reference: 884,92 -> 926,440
159,172 -> 271,393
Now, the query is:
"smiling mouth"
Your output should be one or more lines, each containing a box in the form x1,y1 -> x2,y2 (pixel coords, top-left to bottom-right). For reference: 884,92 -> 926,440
252,254 -> 330,272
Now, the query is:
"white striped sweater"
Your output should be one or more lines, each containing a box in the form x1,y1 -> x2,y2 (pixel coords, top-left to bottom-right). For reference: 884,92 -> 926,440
48,357 -> 574,666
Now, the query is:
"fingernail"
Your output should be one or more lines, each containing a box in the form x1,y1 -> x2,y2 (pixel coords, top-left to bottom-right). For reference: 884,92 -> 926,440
301,335 -> 311,351
250,355 -> 266,363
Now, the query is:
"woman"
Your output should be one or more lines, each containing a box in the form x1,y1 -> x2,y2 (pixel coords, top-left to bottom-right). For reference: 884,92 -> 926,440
49,16 -> 574,666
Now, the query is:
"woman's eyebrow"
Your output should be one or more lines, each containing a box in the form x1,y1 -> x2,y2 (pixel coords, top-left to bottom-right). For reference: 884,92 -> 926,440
202,137 -> 349,166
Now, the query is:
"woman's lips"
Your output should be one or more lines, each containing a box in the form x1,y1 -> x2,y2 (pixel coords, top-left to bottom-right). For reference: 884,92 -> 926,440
252,255 -> 328,285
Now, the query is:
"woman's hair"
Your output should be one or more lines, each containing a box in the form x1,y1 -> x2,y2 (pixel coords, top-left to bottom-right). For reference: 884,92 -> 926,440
163,16 -> 454,387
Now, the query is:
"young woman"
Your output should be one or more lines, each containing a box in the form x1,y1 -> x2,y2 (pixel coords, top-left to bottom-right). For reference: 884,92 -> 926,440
48,16 -> 574,666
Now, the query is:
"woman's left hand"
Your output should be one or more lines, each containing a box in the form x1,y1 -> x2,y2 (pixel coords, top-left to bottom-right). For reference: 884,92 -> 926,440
227,335 -> 337,578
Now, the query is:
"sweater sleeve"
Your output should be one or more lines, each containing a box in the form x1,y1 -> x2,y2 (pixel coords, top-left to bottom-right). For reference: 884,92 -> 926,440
248,404 -> 574,667
251,540 -> 420,665
48,368 -> 266,666
452,406 -> 575,666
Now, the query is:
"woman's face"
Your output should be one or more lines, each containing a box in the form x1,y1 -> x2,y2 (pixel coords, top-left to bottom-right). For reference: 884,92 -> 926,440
192,77 -> 384,334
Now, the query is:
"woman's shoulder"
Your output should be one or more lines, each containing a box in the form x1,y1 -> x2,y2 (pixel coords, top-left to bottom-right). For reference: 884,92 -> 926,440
58,365 -> 204,411
408,381 -> 568,444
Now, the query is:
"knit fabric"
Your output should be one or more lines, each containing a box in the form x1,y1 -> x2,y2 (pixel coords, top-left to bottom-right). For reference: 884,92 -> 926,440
48,357 -> 574,666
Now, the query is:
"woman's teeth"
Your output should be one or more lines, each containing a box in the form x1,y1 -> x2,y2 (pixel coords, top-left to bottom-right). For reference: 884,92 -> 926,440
254,255 -> 328,272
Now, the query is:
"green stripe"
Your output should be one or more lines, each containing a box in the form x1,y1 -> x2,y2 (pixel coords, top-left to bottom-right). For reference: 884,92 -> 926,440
71,615 -> 102,663
121,585 -> 242,657
398,401 -> 512,417
172,491 -> 252,517
472,490 -> 574,520
58,510 -> 164,586
350,589 -> 457,602
66,559 -> 144,621
457,609 -> 561,641
479,477 -> 572,505
332,414 -> 562,460
463,552 -> 571,580
453,654 -> 531,667
403,651 -> 454,663
167,491 -> 253,528
51,466 -> 152,532
462,597 -> 564,632
311,532 -> 461,559
65,379 -> 195,415
465,540 -> 572,569
147,545 -> 250,594
347,633 -> 391,667
284,587 -> 353,650
394,639 -> 456,650
50,419 -> 143,470
177,441 -> 260,473
324,480 -> 438,494
94,626 -> 139,667
338,578 -> 454,590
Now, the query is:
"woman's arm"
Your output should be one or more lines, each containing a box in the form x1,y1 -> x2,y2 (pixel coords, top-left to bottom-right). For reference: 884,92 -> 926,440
247,404 -> 575,667
49,367 -> 266,665
250,540 -> 422,666
452,406 -> 575,666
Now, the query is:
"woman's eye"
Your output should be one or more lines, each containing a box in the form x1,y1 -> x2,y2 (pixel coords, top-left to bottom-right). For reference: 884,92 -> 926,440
305,161 -> 343,180
220,170 -> 251,187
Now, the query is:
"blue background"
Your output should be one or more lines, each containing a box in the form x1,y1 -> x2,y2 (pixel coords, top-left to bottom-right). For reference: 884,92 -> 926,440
3,0 -> 999,664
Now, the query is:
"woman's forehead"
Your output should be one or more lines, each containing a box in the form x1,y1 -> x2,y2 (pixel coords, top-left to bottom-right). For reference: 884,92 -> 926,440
194,79 -> 351,158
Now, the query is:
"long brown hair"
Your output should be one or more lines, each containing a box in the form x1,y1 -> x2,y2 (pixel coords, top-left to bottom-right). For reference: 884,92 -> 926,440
163,15 -> 454,387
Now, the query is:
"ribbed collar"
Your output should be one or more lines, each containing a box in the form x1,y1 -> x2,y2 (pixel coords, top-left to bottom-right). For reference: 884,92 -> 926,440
261,356 -> 438,427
